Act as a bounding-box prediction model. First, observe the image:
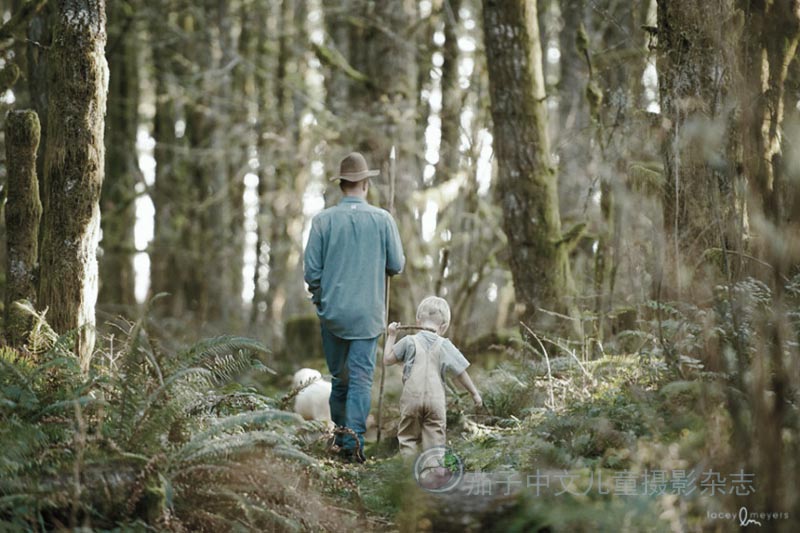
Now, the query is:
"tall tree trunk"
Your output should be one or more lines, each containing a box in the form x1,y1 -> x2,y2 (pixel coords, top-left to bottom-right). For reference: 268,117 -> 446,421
434,0 -> 463,185
202,0 -> 235,323
38,0 -> 108,368
151,7 -> 190,317
9,0 -> 32,108
735,0 -> 800,516
555,0 -> 590,224
322,0 -> 351,116
100,0 -> 139,307
227,0 -> 257,326
737,0 -> 800,227
250,0 -> 277,327
482,0 -> 575,327
26,0 -> 54,202
656,0 -> 740,296
265,0 -> 298,344
150,12 -> 183,316
4,110 -> 41,346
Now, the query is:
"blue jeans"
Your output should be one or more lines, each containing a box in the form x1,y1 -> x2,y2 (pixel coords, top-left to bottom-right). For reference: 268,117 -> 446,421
320,324 -> 378,452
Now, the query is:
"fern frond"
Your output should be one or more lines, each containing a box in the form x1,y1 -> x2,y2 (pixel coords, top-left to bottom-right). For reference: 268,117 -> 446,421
124,370 -> 214,450
182,336 -> 274,376
272,444 -> 316,465
38,395 -> 108,417
205,351 -> 256,384
12,301 -> 58,356
225,489 -> 303,531
176,408 -> 301,461
176,430 -> 288,465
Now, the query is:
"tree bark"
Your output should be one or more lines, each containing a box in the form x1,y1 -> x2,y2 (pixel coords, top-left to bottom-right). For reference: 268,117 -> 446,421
482,0 -> 575,327
265,0 -> 298,343
4,110 -> 42,346
99,0 -> 139,307
734,0 -> 800,515
434,0 -> 463,185
25,0 -> 55,201
37,0 -> 108,368
656,0 -> 744,296
737,0 -> 800,227
322,0 -> 351,116
249,0 -> 277,327
150,4 -> 188,317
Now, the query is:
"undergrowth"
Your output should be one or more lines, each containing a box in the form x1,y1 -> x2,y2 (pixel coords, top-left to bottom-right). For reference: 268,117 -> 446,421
0,304 -> 368,532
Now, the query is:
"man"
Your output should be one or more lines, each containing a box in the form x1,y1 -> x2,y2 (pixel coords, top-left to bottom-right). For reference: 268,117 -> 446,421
303,152 -> 405,463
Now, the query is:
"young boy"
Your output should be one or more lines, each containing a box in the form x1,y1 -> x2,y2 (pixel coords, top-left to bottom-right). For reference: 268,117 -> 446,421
383,296 -> 482,456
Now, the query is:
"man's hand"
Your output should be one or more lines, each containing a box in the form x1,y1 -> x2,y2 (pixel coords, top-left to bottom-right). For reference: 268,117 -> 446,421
472,392 -> 483,408
387,321 -> 399,336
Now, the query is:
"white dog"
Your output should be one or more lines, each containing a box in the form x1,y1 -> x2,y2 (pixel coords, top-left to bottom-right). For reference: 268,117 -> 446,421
291,368 -> 333,425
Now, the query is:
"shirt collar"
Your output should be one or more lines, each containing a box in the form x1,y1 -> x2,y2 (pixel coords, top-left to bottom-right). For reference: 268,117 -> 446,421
340,196 -> 367,205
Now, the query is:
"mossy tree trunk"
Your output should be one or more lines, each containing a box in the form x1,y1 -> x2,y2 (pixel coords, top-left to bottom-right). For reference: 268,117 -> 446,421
4,110 -> 41,346
322,0 -> 351,116
433,0 -> 462,185
25,0 -> 55,198
182,6 -> 217,322
249,0 -> 277,327
655,0 -> 741,296
99,0 -> 139,307
554,0 -> 592,227
265,0 -> 299,343
202,0 -> 235,323
734,0 -> 800,516
737,1 -> 800,228
482,0 -> 575,327
150,4 -> 191,317
226,0 -> 257,325
37,0 -> 108,368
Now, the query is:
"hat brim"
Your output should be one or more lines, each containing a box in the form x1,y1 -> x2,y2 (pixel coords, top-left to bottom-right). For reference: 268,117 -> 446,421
329,169 -> 380,182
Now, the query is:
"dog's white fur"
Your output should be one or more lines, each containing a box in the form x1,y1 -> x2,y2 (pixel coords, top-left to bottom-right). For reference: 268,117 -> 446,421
291,368 -> 332,424
290,368 -> 378,438
292,368 -> 322,389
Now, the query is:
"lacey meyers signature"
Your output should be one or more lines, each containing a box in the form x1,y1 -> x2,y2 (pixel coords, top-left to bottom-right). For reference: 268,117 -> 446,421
739,507 -> 762,527
707,507 -> 789,525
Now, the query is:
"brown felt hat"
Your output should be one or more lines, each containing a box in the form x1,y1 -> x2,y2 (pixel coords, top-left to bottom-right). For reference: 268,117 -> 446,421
329,152 -> 380,182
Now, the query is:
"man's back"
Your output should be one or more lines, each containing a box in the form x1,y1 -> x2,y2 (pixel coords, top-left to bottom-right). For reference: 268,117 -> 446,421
304,196 -> 404,339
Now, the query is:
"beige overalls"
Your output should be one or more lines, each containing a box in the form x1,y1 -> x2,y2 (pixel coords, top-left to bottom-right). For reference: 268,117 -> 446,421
397,335 -> 447,456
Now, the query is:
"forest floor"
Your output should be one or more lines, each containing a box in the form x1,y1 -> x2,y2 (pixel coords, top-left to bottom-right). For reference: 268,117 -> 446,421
280,348 -> 731,532
0,309 -> 754,532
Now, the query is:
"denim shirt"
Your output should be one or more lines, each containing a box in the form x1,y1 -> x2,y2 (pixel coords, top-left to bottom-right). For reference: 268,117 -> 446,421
303,196 -> 405,339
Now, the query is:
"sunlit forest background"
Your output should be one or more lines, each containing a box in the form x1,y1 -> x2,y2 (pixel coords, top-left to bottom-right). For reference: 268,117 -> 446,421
1,0 -> 799,531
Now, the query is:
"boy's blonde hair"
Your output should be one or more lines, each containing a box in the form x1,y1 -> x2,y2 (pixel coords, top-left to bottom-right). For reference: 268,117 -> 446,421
416,296 -> 451,333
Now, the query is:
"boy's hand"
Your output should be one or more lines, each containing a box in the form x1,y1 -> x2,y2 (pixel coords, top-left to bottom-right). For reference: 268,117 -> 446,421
387,322 -> 399,336
472,392 -> 483,407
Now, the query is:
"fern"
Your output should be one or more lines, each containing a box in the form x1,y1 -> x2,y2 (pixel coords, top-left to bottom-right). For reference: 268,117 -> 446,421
182,340 -> 274,393
0,305 -> 343,531
11,301 -> 58,357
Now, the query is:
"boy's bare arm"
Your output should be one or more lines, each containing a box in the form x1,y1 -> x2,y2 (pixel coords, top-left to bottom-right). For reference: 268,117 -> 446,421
383,322 -> 400,365
455,370 -> 482,407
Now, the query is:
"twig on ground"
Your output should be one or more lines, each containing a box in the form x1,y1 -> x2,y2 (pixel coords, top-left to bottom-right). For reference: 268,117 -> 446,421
535,332 -> 595,384
520,322 -> 556,410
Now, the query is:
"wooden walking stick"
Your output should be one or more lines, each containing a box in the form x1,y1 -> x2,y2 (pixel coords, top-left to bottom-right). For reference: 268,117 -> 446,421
376,146 -> 396,445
